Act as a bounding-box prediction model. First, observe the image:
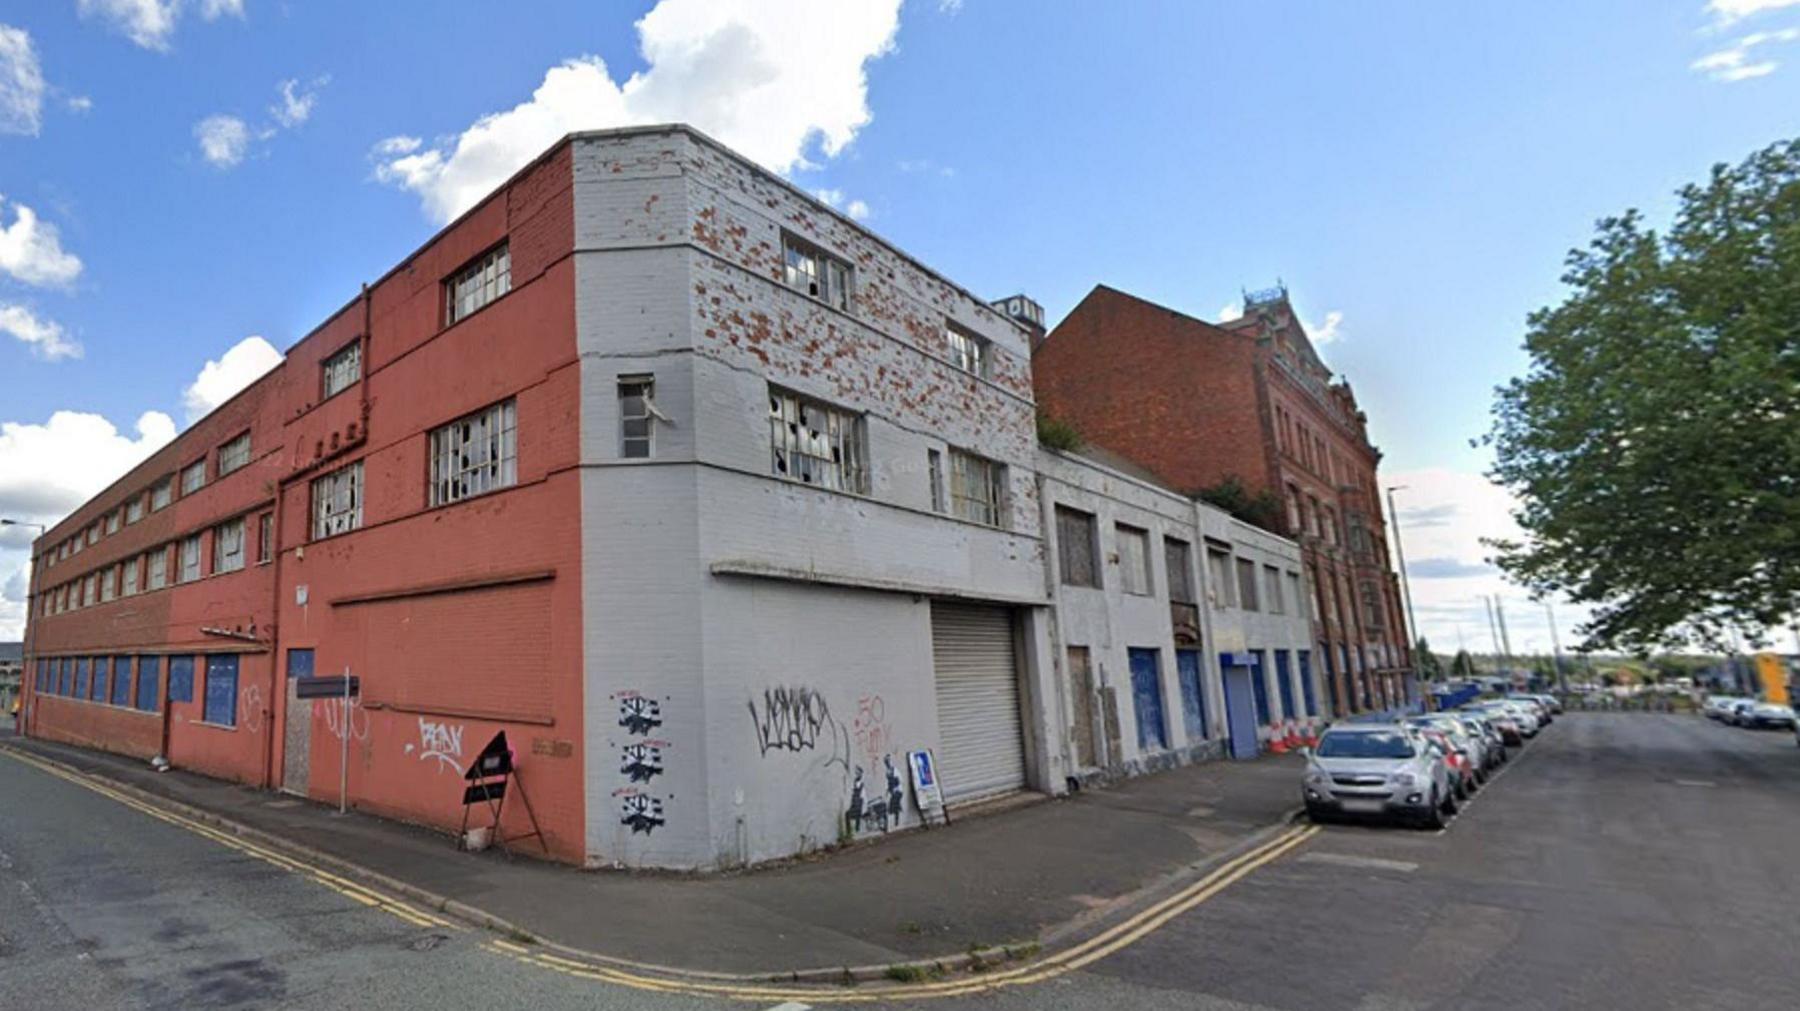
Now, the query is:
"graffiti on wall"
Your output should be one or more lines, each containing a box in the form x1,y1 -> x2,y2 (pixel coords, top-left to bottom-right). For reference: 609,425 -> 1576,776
620,741 -> 667,783
321,693 -> 370,742
616,789 -> 666,835
845,753 -> 908,835
748,685 -> 849,761
851,694 -> 892,771
239,684 -> 266,734
617,692 -> 663,736
408,717 -> 465,773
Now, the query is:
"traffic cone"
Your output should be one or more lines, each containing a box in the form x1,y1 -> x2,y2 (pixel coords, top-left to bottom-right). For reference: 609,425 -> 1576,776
1267,723 -> 1289,754
1284,720 -> 1302,751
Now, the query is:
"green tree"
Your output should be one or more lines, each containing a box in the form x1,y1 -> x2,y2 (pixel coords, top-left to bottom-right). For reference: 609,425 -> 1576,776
1450,650 -> 1478,679
1486,137 -> 1800,652
1194,475 -> 1285,535
1416,637 -> 1444,680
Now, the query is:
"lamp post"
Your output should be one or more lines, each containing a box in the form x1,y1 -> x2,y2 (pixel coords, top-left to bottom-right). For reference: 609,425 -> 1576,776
2,519 -> 47,732
1384,486 -> 1423,701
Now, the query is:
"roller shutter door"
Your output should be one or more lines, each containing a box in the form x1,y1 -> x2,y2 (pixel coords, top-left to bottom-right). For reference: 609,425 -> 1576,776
931,602 -> 1026,803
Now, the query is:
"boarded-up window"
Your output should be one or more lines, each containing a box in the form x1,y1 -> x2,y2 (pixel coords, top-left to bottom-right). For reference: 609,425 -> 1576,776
1056,506 -> 1098,588
1206,546 -> 1234,608
1265,565 -> 1285,614
340,580 -> 553,723
1165,539 -> 1194,604
1236,558 -> 1260,611
1117,524 -> 1152,596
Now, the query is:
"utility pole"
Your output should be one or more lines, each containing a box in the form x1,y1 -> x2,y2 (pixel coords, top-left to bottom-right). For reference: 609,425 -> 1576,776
1385,486 -> 1423,696
1544,599 -> 1567,695
1484,596 -> 1503,672
1495,595 -> 1515,684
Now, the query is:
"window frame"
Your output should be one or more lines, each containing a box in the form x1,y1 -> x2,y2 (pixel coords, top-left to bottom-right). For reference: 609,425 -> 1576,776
767,386 -> 869,495
427,399 -> 518,507
1164,538 -> 1195,605
944,322 -> 991,378
1264,564 -> 1285,614
618,375 -> 655,460
213,517 -> 246,574
1234,556 -> 1260,612
781,232 -> 854,313
311,460 -> 365,540
444,242 -> 512,326
180,459 -> 206,496
151,477 -> 173,511
121,556 -> 140,597
178,534 -> 202,583
321,341 -> 362,400
257,512 -> 273,564
947,448 -> 1006,528
216,432 -> 252,477
147,547 -> 168,590
135,656 -> 160,713
1205,546 -> 1235,608
126,494 -> 144,524
202,654 -> 239,727
1056,507 -> 1099,589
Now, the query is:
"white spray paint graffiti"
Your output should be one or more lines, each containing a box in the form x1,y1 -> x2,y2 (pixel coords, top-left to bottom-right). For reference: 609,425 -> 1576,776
239,683 -> 266,734
321,693 -> 370,742
415,717 -> 465,773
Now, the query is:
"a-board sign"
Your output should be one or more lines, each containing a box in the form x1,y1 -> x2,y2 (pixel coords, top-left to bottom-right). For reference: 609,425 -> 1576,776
907,749 -> 944,819
463,781 -> 506,805
295,675 -> 359,699
464,731 -> 514,781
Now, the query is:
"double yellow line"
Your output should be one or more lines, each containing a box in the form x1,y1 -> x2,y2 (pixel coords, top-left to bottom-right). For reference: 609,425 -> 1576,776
481,821 -> 1322,1002
0,748 -> 455,932
4,745 -> 1319,1003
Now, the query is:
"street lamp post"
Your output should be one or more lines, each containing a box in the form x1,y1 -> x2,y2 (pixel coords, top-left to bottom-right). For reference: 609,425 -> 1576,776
1385,486 -> 1423,701
2,519 -> 48,733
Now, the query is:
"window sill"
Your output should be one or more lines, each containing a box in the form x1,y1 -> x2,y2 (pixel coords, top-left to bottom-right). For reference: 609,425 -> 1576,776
192,720 -> 238,732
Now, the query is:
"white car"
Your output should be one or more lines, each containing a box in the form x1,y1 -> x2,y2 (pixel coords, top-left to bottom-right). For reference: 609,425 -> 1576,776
1703,695 -> 1745,720
1740,701 -> 1796,730
1303,725 -> 1457,829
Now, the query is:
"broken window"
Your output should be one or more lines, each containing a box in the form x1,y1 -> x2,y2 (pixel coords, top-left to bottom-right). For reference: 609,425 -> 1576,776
258,512 -> 273,564
768,387 -> 867,494
1057,506 -> 1099,588
1117,524 -> 1152,596
429,399 -> 517,505
122,557 -> 139,596
214,518 -> 246,573
217,432 -> 251,477
618,376 -> 655,459
311,461 -> 364,539
1265,564 -> 1285,614
1235,557 -> 1260,612
1165,538 -> 1195,604
949,449 -> 1005,527
1206,546 -> 1235,608
179,535 -> 201,583
147,548 -> 167,590
945,323 -> 990,378
928,449 -> 945,512
782,233 -> 853,312
180,459 -> 206,495
445,242 -> 511,324
322,341 -> 362,399
100,566 -> 116,602
151,477 -> 172,511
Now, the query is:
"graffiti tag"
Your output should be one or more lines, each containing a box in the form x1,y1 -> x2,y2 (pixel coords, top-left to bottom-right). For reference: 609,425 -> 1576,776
239,684 -> 266,735
620,742 -> 666,783
748,686 -> 843,756
617,693 -> 663,736
852,694 -> 892,770
416,717 -> 465,773
321,693 -> 370,742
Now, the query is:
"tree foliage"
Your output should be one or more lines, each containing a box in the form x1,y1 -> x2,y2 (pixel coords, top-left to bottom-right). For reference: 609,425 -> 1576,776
1036,410 -> 1083,451
1194,475 -> 1285,534
1486,138 -> 1800,652
1450,650 -> 1478,678
1416,637 -> 1445,680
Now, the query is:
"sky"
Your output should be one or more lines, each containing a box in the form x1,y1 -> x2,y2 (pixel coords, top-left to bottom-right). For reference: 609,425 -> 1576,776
2,0 -> 1798,652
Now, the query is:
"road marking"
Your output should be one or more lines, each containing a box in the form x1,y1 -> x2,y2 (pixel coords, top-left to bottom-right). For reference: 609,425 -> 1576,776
1672,779 -> 1716,788
1298,852 -> 1419,873
2,745 -> 1319,1003
764,1004 -> 813,1011
0,748 -> 454,932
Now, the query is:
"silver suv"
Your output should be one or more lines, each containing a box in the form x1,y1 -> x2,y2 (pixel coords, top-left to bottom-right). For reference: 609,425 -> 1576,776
1303,724 -> 1456,829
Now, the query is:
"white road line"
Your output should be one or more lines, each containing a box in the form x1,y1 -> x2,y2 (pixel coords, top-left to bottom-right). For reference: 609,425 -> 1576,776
1298,852 -> 1420,873
763,1003 -> 813,1011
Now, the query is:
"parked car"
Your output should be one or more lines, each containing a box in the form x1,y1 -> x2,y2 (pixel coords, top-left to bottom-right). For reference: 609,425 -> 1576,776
1472,700 -> 1540,737
1408,715 -> 1491,785
1413,724 -> 1481,799
1510,695 -> 1552,725
1740,701 -> 1796,730
1519,692 -> 1563,715
1465,705 -> 1524,746
1451,713 -> 1508,770
1702,696 -> 1744,720
1302,725 -> 1456,829
1725,699 -> 1758,726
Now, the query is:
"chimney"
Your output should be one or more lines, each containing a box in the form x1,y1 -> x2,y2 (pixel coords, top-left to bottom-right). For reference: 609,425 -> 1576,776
991,293 -> 1047,352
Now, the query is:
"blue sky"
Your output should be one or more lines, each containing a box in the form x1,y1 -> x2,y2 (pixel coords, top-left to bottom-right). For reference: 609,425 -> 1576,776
3,0 -> 1798,648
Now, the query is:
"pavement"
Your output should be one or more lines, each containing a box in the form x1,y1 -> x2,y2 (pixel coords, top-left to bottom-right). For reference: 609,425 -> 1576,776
0,726 -> 1306,978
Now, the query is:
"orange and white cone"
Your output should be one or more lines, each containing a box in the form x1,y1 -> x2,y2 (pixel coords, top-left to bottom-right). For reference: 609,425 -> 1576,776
1267,723 -> 1289,754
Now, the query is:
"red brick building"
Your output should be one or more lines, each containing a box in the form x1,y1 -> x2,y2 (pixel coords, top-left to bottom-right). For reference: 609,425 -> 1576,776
1033,284 -> 1413,715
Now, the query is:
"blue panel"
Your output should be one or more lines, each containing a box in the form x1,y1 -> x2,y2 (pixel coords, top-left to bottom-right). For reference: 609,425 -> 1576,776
203,654 -> 238,726
1275,650 -> 1296,722
1176,649 -> 1206,741
1300,651 -> 1317,716
287,648 -> 315,679
1222,664 -> 1261,759
75,658 -> 89,700
1129,648 -> 1168,752
1250,652 -> 1271,725
93,657 -> 110,702
168,656 -> 195,703
58,658 -> 71,696
136,657 -> 160,712
112,657 -> 132,707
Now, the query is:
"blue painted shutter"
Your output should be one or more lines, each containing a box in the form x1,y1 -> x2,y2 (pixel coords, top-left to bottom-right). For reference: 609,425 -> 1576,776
1129,648 -> 1168,751
1251,654 -> 1270,724
58,658 -> 71,696
168,656 -> 195,702
1299,651 -> 1317,716
287,649 -> 314,678
136,656 -> 160,712
112,657 -> 132,706
94,656 -> 110,701
203,655 -> 238,726
75,658 -> 89,699
1177,649 -> 1207,741
1275,650 -> 1296,722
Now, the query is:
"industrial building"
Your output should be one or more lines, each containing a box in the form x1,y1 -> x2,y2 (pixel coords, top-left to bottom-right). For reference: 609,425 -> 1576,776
20,125 -> 1346,870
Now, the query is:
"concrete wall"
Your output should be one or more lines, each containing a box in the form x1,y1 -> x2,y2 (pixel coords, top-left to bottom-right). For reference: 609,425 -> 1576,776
571,127 -> 1050,869
1197,507 -> 1324,735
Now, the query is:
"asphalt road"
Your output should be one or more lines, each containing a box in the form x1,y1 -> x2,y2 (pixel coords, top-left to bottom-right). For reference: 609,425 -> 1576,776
4,713 -> 1797,1010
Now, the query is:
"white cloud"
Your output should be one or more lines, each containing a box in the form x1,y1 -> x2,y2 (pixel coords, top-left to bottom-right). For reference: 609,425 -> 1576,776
373,0 -> 903,224
372,134 -> 420,156
1217,302 -> 1243,323
271,75 -> 325,128
1706,0 -> 1800,26
846,198 -> 870,221
0,24 -> 45,136
897,158 -> 955,177
194,113 -> 250,167
0,304 -> 81,360
1692,28 -> 1799,80
0,196 -> 83,288
181,335 -> 282,423
77,0 -> 181,51
938,0 -> 965,13
77,0 -> 243,51
67,95 -> 93,113
814,186 -> 845,207
1308,309 -> 1344,344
